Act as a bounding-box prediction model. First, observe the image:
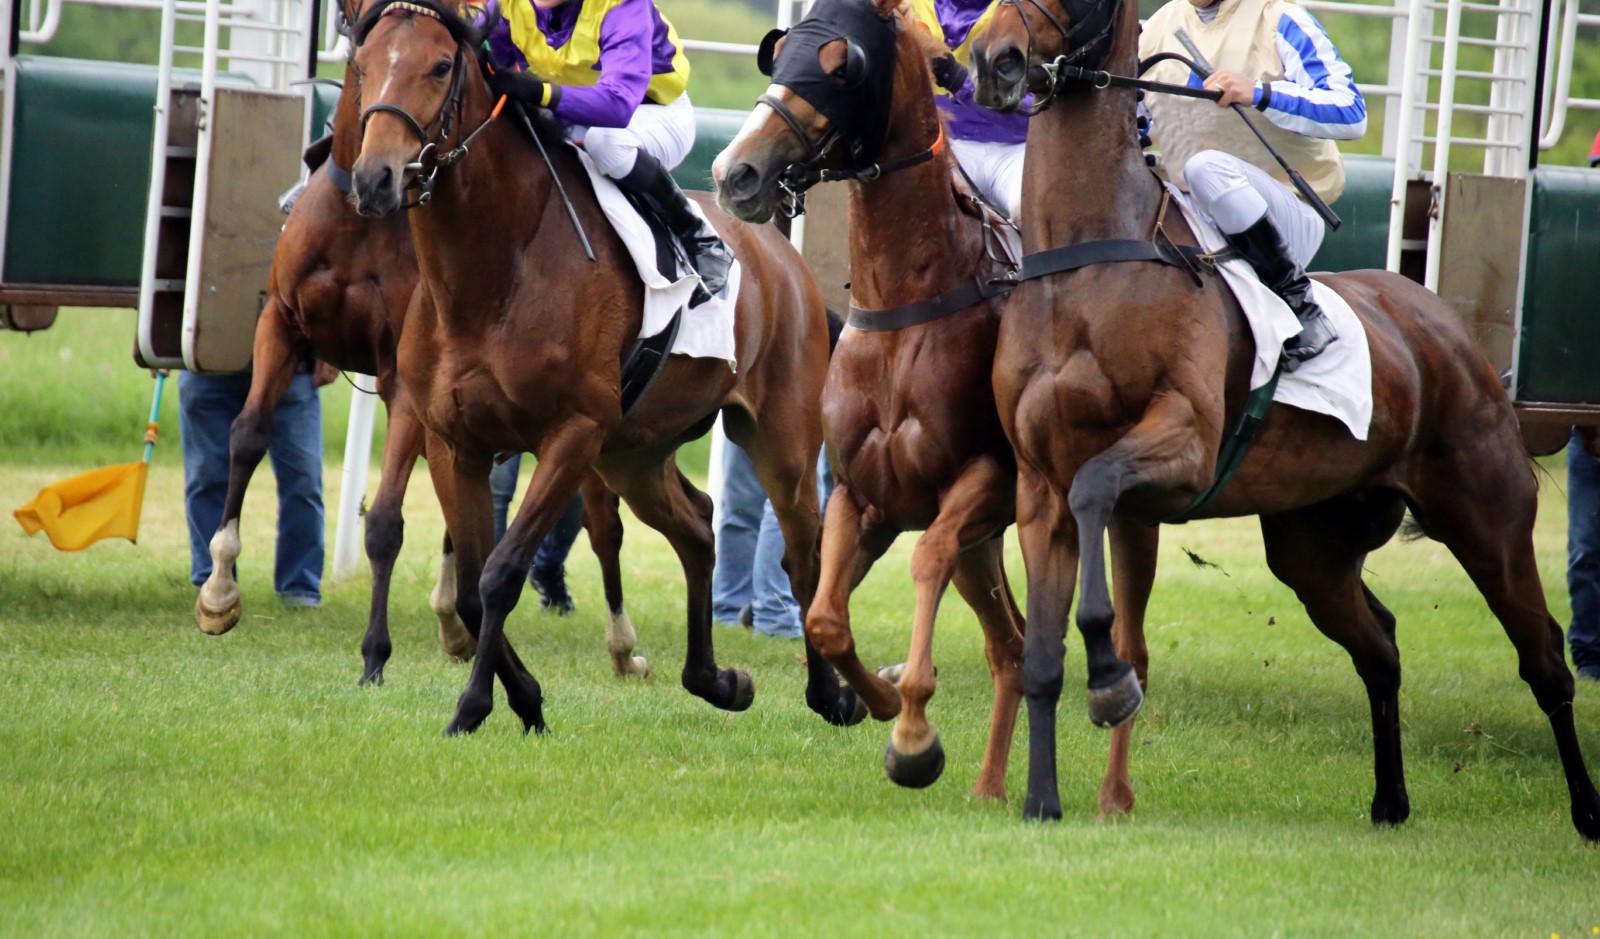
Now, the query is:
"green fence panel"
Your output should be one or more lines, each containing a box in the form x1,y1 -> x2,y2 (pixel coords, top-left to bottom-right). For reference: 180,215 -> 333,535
1518,165 -> 1600,404
1311,153 -> 1392,273
675,107 -> 747,192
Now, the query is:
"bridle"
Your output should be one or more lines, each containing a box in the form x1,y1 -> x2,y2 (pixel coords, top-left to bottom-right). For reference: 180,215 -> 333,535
994,0 -> 1123,114
353,0 -> 504,208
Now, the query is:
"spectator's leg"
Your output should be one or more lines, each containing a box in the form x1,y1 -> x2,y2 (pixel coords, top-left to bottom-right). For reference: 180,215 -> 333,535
529,492 -> 584,615
179,371 -> 250,587
489,454 -> 522,545
751,499 -> 802,639
267,369 -> 325,606
1568,430 -> 1600,678
712,440 -> 764,624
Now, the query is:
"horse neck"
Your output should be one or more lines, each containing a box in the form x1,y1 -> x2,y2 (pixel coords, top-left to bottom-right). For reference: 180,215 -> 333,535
408,97 -> 558,315
332,74 -> 364,171
847,88 -> 979,311
1021,15 -> 1163,250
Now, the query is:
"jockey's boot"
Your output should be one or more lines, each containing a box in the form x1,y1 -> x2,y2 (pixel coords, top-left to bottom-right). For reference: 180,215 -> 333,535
618,153 -> 734,302
1223,217 -> 1337,372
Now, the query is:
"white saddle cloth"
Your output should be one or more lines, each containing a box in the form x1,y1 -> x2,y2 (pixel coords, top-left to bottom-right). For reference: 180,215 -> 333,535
1166,183 -> 1373,441
574,149 -> 739,366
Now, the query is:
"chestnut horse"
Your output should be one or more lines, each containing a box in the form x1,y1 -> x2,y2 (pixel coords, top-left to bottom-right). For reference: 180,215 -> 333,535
713,0 -> 1158,809
347,0 -> 859,734
969,0 -> 1600,838
192,51 -> 644,686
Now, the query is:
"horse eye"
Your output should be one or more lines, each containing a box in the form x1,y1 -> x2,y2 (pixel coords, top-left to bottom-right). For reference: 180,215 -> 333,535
430,60 -> 452,79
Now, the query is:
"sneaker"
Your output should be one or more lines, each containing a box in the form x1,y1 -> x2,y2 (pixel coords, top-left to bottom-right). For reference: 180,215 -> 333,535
1577,664 -> 1600,683
279,593 -> 320,609
528,565 -> 575,616
738,603 -> 754,630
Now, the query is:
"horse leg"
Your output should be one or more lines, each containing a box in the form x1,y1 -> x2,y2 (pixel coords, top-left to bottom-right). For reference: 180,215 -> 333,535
884,456 -> 1014,789
1100,517 -> 1159,816
1411,457 -> 1600,841
605,454 -> 754,711
428,533 -> 475,659
1068,397 -> 1208,729
1014,464 -> 1080,821
950,534 -> 1026,801
427,434 -> 545,737
1260,495 -> 1411,826
580,471 -> 646,678
805,484 -> 901,723
196,300 -> 300,635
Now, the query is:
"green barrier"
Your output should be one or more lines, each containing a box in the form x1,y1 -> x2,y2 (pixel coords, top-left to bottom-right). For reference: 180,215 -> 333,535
1517,165 -> 1600,404
1311,153 -> 1393,273
3,56 -> 254,288
674,107 -> 747,192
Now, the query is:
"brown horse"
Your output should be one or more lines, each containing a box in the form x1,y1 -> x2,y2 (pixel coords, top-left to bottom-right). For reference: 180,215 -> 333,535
191,50 -> 647,687
968,0 -> 1600,838
712,0 -> 1158,808
346,0 -> 859,734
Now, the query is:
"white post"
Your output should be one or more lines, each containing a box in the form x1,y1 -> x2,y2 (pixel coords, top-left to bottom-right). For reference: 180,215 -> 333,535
332,372 -> 378,578
1423,0 -> 1464,292
1385,0 -> 1428,274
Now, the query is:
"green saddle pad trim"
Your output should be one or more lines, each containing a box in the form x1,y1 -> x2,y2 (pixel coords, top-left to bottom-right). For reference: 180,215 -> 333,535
1164,367 -> 1282,524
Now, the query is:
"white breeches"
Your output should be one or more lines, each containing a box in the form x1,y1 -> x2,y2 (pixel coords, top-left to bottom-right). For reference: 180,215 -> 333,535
1184,149 -> 1325,266
577,93 -> 697,179
950,138 -> 1026,222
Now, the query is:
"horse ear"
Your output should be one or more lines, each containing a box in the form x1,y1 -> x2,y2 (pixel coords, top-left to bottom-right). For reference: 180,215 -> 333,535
757,28 -> 787,77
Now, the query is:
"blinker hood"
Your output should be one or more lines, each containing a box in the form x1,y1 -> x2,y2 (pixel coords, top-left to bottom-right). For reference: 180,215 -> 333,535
758,0 -> 899,165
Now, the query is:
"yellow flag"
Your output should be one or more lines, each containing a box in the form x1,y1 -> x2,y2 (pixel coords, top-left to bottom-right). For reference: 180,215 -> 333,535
14,461 -> 150,551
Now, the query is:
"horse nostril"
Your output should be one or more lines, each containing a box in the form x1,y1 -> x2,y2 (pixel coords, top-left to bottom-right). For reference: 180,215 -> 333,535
994,47 -> 1026,86
376,164 -> 395,193
727,162 -> 762,201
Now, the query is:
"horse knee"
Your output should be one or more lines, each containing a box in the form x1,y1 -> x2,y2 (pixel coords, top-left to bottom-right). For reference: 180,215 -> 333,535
478,551 -> 527,614
804,607 -> 855,660
1022,653 -> 1064,703
364,506 -> 403,566
229,409 -> 272,465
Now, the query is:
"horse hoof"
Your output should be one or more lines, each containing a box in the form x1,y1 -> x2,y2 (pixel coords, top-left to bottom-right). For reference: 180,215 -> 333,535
1570,791 -> 1600,842
443,694 -> 492,736
1370,794 -> 1410,827
721,669 -> 755,712
194,595 -> 241,636
358,664 -> 385,688
1023,792 -> 1064,822
439,622 -> 476,663
812,684 -> 867,727
1097,783 -> 1136,817
884,734 -> 945,789
877,662 -> 907,685
1087,668 -> 1143,729
612,653 -> 651,680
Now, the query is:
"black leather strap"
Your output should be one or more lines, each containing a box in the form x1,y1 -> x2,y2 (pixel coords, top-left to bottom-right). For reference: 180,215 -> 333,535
1018,238 -> 1217,283
847,276 -> 1012,332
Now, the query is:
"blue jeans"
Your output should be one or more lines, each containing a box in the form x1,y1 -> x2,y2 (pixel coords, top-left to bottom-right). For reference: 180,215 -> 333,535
711,441 -> 833,639
1568,430 -> 1600,672
179,368 -> 324,603
488,453 -> 584,572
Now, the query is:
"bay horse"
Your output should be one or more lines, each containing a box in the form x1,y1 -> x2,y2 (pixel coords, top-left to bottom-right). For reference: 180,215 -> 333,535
191,44 -> 646,687
712,0 -> 1158,809
968,0 -> 1600,838
346,0 -> 860,734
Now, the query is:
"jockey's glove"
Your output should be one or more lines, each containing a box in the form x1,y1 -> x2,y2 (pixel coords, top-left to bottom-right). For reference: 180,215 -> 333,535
931,53 -> 969,95
487,69 -> 559,110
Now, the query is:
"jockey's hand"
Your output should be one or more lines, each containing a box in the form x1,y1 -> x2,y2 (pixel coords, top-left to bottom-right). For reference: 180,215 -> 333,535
487,69 -> 549,108
1203,70 -> 1258,108
931,53 -> 969,94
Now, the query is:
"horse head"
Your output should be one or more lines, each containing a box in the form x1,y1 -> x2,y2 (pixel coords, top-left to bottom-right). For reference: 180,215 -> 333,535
713,0 -> 941,224
970,0 -> 1124,113
348,0 -> 491,216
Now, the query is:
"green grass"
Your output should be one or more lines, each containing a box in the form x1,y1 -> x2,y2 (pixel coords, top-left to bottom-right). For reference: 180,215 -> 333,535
4,317 -> 1600,937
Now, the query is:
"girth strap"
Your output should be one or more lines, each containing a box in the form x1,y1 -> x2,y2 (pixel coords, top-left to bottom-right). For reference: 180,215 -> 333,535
1018,238 -> 1218,284
847,276 -> 1012,332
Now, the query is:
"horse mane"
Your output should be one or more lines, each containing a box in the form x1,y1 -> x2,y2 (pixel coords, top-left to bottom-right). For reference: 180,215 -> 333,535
350,0 -> 568,149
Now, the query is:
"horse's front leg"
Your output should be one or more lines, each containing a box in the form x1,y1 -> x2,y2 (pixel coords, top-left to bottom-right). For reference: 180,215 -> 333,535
196,298 -> 300,635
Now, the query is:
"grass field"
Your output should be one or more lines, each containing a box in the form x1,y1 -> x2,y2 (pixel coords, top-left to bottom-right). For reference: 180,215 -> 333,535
3,314 -> 1599,937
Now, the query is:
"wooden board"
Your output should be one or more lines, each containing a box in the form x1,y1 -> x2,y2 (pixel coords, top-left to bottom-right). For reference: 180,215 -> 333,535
1437,172 -> 1525,375
798,182 -> 851,318
187,86 -> 304,374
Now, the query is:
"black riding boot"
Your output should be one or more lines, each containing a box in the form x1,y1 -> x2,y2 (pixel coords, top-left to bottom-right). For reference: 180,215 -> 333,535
1223,216 -> 1337,371
617,152 -> 734,301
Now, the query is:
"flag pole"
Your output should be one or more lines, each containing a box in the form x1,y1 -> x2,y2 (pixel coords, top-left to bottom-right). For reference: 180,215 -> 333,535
143,372 -> 167,464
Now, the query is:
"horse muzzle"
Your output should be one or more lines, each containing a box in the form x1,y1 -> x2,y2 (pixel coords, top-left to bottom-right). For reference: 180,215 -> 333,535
972,43 -> 1029,113
351,155 -> 407,218
713,159 -> 781,225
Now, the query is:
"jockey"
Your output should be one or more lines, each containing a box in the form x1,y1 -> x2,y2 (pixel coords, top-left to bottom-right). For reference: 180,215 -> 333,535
484,0 -> 734,297
1139,0 -> 1367,370
908,0 -> 1029,221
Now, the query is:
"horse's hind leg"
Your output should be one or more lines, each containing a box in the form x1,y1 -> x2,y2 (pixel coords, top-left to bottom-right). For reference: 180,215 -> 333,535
1100,517 -> 1158,816
950,534 -> 1025,801
603,455 -> 751,712
884,456 -> 1014,790
196,297 -> 300,635
580,471 -> 647,678
1410,450 -> 1600,841
1260,492 -> 1410,826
